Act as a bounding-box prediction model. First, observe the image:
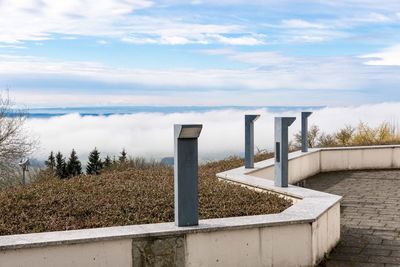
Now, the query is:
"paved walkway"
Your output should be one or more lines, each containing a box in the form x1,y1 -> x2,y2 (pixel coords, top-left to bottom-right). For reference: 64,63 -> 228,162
305,170 -> 400,267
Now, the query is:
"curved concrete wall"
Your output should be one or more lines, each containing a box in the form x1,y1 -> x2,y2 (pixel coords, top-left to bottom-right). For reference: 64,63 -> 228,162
0,203 -> 340,267
8,146 -> 393,266
250,145 -> 400,184
321,146 -> 400,172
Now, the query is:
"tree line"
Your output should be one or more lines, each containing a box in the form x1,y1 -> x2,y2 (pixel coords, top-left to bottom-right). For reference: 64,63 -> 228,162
45,148 -> 128,179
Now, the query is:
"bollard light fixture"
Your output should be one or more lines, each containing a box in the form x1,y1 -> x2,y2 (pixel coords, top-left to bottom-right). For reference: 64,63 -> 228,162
174,124 -> 202,227
245,114 -> 260,169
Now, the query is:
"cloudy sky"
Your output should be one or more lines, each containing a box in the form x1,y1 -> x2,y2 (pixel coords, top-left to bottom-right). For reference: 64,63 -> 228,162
1,0 -> 400,107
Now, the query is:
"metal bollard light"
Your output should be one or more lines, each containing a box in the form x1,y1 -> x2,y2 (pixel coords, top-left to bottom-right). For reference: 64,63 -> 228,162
19,158 -> 29,185
245,115 -> 260,169
174,124 -> 202,227
301,112 -> 313,153
274,117 -> 296,187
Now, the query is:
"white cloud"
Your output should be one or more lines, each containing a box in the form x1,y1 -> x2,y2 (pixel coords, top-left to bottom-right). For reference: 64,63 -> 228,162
0,0 -> 264,46
316,1 -> 400,11
202,49 -> 291,65
261,10 -> 400,44
262,20 -> 348,43
120,23 -> 264,46
2,52 -> 400,102
361,44 -> 400,66
0,0 -> 153,43
27,102 -> 400,162
280,19 -> 328,29
353,12 -> 392,23
97,40 -> 108,45
0,0 -> 399,46
215,34 -> 265,45
163,0 -> 400,10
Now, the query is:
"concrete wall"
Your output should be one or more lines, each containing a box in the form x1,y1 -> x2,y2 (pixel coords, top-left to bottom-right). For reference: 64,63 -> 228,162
288,151 -> 320,183
186,224 -> 312,267
0,216 -> 340,267
250,145 -> 400,184
7,146 -> 385,267
186,202 -> 340,267
320,146 -> 400,172
0,239 -> 133,267
250,150 -> 320,184
312,203 -> 341,264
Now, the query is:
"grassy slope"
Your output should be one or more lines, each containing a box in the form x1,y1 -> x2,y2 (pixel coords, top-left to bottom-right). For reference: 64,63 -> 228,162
0,154 -> 291,235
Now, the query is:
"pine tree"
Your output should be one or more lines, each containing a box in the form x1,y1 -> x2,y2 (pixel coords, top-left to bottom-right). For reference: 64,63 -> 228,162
67,149 -> 82,177
103,155 -> 112,168
55,151 -> 67,179
119,148 -> 127,163
86,148 -> 103,175
44,151 -> 56,171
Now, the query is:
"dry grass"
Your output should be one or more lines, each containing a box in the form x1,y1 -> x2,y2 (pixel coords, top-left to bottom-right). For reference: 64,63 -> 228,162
0,153 -> 291,235
294,121 -> 400,149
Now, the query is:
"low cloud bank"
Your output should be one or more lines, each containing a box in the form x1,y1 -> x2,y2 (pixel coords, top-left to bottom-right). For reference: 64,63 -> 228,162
27,102 -> 400,162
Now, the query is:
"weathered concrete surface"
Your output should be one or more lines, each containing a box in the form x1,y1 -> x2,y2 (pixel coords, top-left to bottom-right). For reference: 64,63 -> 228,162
305,170 -> 400,267
0,239 -> 132,267
132,236 -> 185,267
186,224 -> 313,267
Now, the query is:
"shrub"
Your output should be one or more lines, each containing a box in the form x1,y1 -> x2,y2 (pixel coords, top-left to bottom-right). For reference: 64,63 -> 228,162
293,121 -> 400,148
0,154 -> 291,235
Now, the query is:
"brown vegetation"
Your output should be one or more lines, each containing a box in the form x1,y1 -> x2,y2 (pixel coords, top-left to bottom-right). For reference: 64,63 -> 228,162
294,121 -> 400,149
0,153 -> 291,235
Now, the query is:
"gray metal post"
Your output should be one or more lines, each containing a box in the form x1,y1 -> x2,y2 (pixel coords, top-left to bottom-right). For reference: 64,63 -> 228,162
174,124 -> 202,227
245,114 -> 260,169
301,112 -> 313,153
19,158 -> 29,186
274,117 -> 296,187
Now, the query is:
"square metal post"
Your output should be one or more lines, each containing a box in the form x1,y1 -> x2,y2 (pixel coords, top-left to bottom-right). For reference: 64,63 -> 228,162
274,117 -> 296,187
174,124 -> 202,227
301,112 -> 313,153
245,114 -> 260,169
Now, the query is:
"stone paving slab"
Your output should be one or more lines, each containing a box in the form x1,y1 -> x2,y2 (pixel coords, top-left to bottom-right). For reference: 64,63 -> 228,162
305,170 -> 400,267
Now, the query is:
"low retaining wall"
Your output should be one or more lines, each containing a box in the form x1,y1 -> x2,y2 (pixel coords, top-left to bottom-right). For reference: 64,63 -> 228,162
215,145 -> 400,265
0,204 -> 340,267
10,146 -> 399,266
320,145 -> 400,172
247,145 -> 400,184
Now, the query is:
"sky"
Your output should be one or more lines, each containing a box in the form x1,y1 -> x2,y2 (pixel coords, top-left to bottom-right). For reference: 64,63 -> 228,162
0,0 -> 400,107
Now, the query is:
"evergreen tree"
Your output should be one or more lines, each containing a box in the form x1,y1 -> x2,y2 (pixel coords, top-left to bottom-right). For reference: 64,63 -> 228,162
86,148 -> 103,175
119,148 -> 127,163
44,151 -> 56,171
55,151 -> 67,179
103,155 -> 112,168
67,149 -> 82,177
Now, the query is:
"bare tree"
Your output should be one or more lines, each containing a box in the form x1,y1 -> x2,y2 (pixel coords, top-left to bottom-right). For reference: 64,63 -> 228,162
0,93 -> 37,186
293,125 -> 320,149
335,125 -> 355,146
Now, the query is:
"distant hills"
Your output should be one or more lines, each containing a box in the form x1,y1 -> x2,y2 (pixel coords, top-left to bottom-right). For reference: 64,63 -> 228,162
22,105 -> 325,118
